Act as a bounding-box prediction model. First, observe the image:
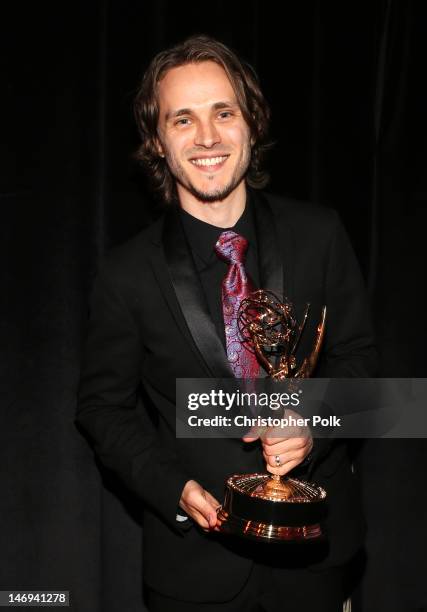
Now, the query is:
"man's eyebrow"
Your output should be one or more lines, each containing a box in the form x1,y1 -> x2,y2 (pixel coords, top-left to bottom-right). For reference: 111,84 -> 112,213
165,108 -> 192,121
212,100 -> 239,110
165,100 -> 239,121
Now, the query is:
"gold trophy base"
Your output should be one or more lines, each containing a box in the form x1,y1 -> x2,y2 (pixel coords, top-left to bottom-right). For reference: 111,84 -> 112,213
217,508 -> 322,541
217,473 -> 326,543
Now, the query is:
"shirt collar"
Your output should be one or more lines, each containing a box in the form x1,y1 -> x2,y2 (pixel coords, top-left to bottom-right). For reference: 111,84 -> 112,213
180,191 -> 256,265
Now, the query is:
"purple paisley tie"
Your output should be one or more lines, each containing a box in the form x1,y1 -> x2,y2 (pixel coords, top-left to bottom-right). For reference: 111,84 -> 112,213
215,231 -> 259,378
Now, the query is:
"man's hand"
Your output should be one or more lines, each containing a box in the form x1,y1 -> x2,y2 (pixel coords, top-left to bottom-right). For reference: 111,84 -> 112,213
243,409 -> 313,476
179,480 -> 221,531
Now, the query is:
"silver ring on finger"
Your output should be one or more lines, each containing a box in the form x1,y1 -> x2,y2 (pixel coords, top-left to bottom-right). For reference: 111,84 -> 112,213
274,454 -> 281,467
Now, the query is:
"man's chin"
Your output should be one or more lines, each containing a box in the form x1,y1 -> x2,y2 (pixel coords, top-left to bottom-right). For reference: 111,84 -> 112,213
185,182 -> 238,204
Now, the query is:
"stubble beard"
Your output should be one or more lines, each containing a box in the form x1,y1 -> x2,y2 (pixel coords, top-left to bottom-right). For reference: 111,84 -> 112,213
165,145 -> 252,204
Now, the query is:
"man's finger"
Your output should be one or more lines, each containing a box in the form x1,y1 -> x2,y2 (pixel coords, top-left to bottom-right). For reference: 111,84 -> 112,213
185,500 -> 217,529
263,436 -> 310,456
201,493 -> 221,527
205,491 -> 221,509
263,450 -> 304,468
193,502 -> 216,527
190,509 -> 211,530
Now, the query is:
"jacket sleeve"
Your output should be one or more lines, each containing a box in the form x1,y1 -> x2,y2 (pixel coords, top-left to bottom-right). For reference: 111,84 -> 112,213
309,211 -> 378,472
75,268 -> 192,533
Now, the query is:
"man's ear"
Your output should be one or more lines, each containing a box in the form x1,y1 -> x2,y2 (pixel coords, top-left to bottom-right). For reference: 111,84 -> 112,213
155,136 -> 165,158
250,129 -> 256,147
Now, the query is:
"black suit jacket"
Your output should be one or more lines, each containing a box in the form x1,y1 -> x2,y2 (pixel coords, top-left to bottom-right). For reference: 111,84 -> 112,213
76,190 -> 377,603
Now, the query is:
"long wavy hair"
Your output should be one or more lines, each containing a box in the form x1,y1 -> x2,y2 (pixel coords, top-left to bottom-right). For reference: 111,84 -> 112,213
134,35 -> 272,203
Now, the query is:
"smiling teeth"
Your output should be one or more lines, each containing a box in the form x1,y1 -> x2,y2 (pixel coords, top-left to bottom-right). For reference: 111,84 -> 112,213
191,156 -> 227,167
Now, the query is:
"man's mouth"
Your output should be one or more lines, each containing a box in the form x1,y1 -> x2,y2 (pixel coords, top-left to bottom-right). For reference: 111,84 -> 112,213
189,155 -> 229,169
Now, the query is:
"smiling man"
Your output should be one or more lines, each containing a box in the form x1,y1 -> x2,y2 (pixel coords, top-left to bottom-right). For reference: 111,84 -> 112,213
77,35 -> 377,611
156,60 -> 251,212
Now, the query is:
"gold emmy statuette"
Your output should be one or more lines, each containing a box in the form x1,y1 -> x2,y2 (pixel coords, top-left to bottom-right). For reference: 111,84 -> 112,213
217,290 -> 327,542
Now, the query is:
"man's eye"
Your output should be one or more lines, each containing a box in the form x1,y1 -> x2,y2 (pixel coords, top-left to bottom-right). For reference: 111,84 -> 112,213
218,111 -> 232,119
175,118 -> 191,126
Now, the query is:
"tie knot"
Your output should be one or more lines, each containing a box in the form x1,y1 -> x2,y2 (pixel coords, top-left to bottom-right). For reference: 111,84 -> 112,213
215,230 -> 248,265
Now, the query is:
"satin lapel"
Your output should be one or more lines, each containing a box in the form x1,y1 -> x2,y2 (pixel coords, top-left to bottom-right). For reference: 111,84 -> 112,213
252,192 -> 286,299
161,208 -> 234,378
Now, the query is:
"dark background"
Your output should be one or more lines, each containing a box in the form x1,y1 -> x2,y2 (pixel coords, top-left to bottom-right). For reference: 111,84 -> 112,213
2,1 -> 427,610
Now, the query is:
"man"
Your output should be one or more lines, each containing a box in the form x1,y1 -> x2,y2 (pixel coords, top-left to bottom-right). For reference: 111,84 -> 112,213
77,35 -> 377,611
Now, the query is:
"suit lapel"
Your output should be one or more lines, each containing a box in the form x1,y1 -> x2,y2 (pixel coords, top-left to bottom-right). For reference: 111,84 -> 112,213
161,207 -> 234,378
252,191 -> 285,299
157,191 -> 287,378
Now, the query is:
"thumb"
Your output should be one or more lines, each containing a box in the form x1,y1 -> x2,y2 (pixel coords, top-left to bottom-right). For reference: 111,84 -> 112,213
242,424 -> 265,442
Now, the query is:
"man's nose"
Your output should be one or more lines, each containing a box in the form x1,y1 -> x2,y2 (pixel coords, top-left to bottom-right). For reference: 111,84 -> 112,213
194,120 -> 221,148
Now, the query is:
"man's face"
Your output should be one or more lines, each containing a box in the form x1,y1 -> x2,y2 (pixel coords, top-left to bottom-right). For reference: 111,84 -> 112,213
156,61 -> 252,204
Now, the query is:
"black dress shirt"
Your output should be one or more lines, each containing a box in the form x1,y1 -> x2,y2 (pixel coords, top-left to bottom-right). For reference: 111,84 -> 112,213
179,195 -> 259,349
180,196 -> 312,471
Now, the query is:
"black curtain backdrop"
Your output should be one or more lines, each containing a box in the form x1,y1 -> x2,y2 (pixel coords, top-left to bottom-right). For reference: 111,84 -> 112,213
2,2 -> 426,611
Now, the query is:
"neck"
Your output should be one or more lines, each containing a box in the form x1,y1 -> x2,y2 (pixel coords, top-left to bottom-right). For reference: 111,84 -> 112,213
178,182 -> 246,228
